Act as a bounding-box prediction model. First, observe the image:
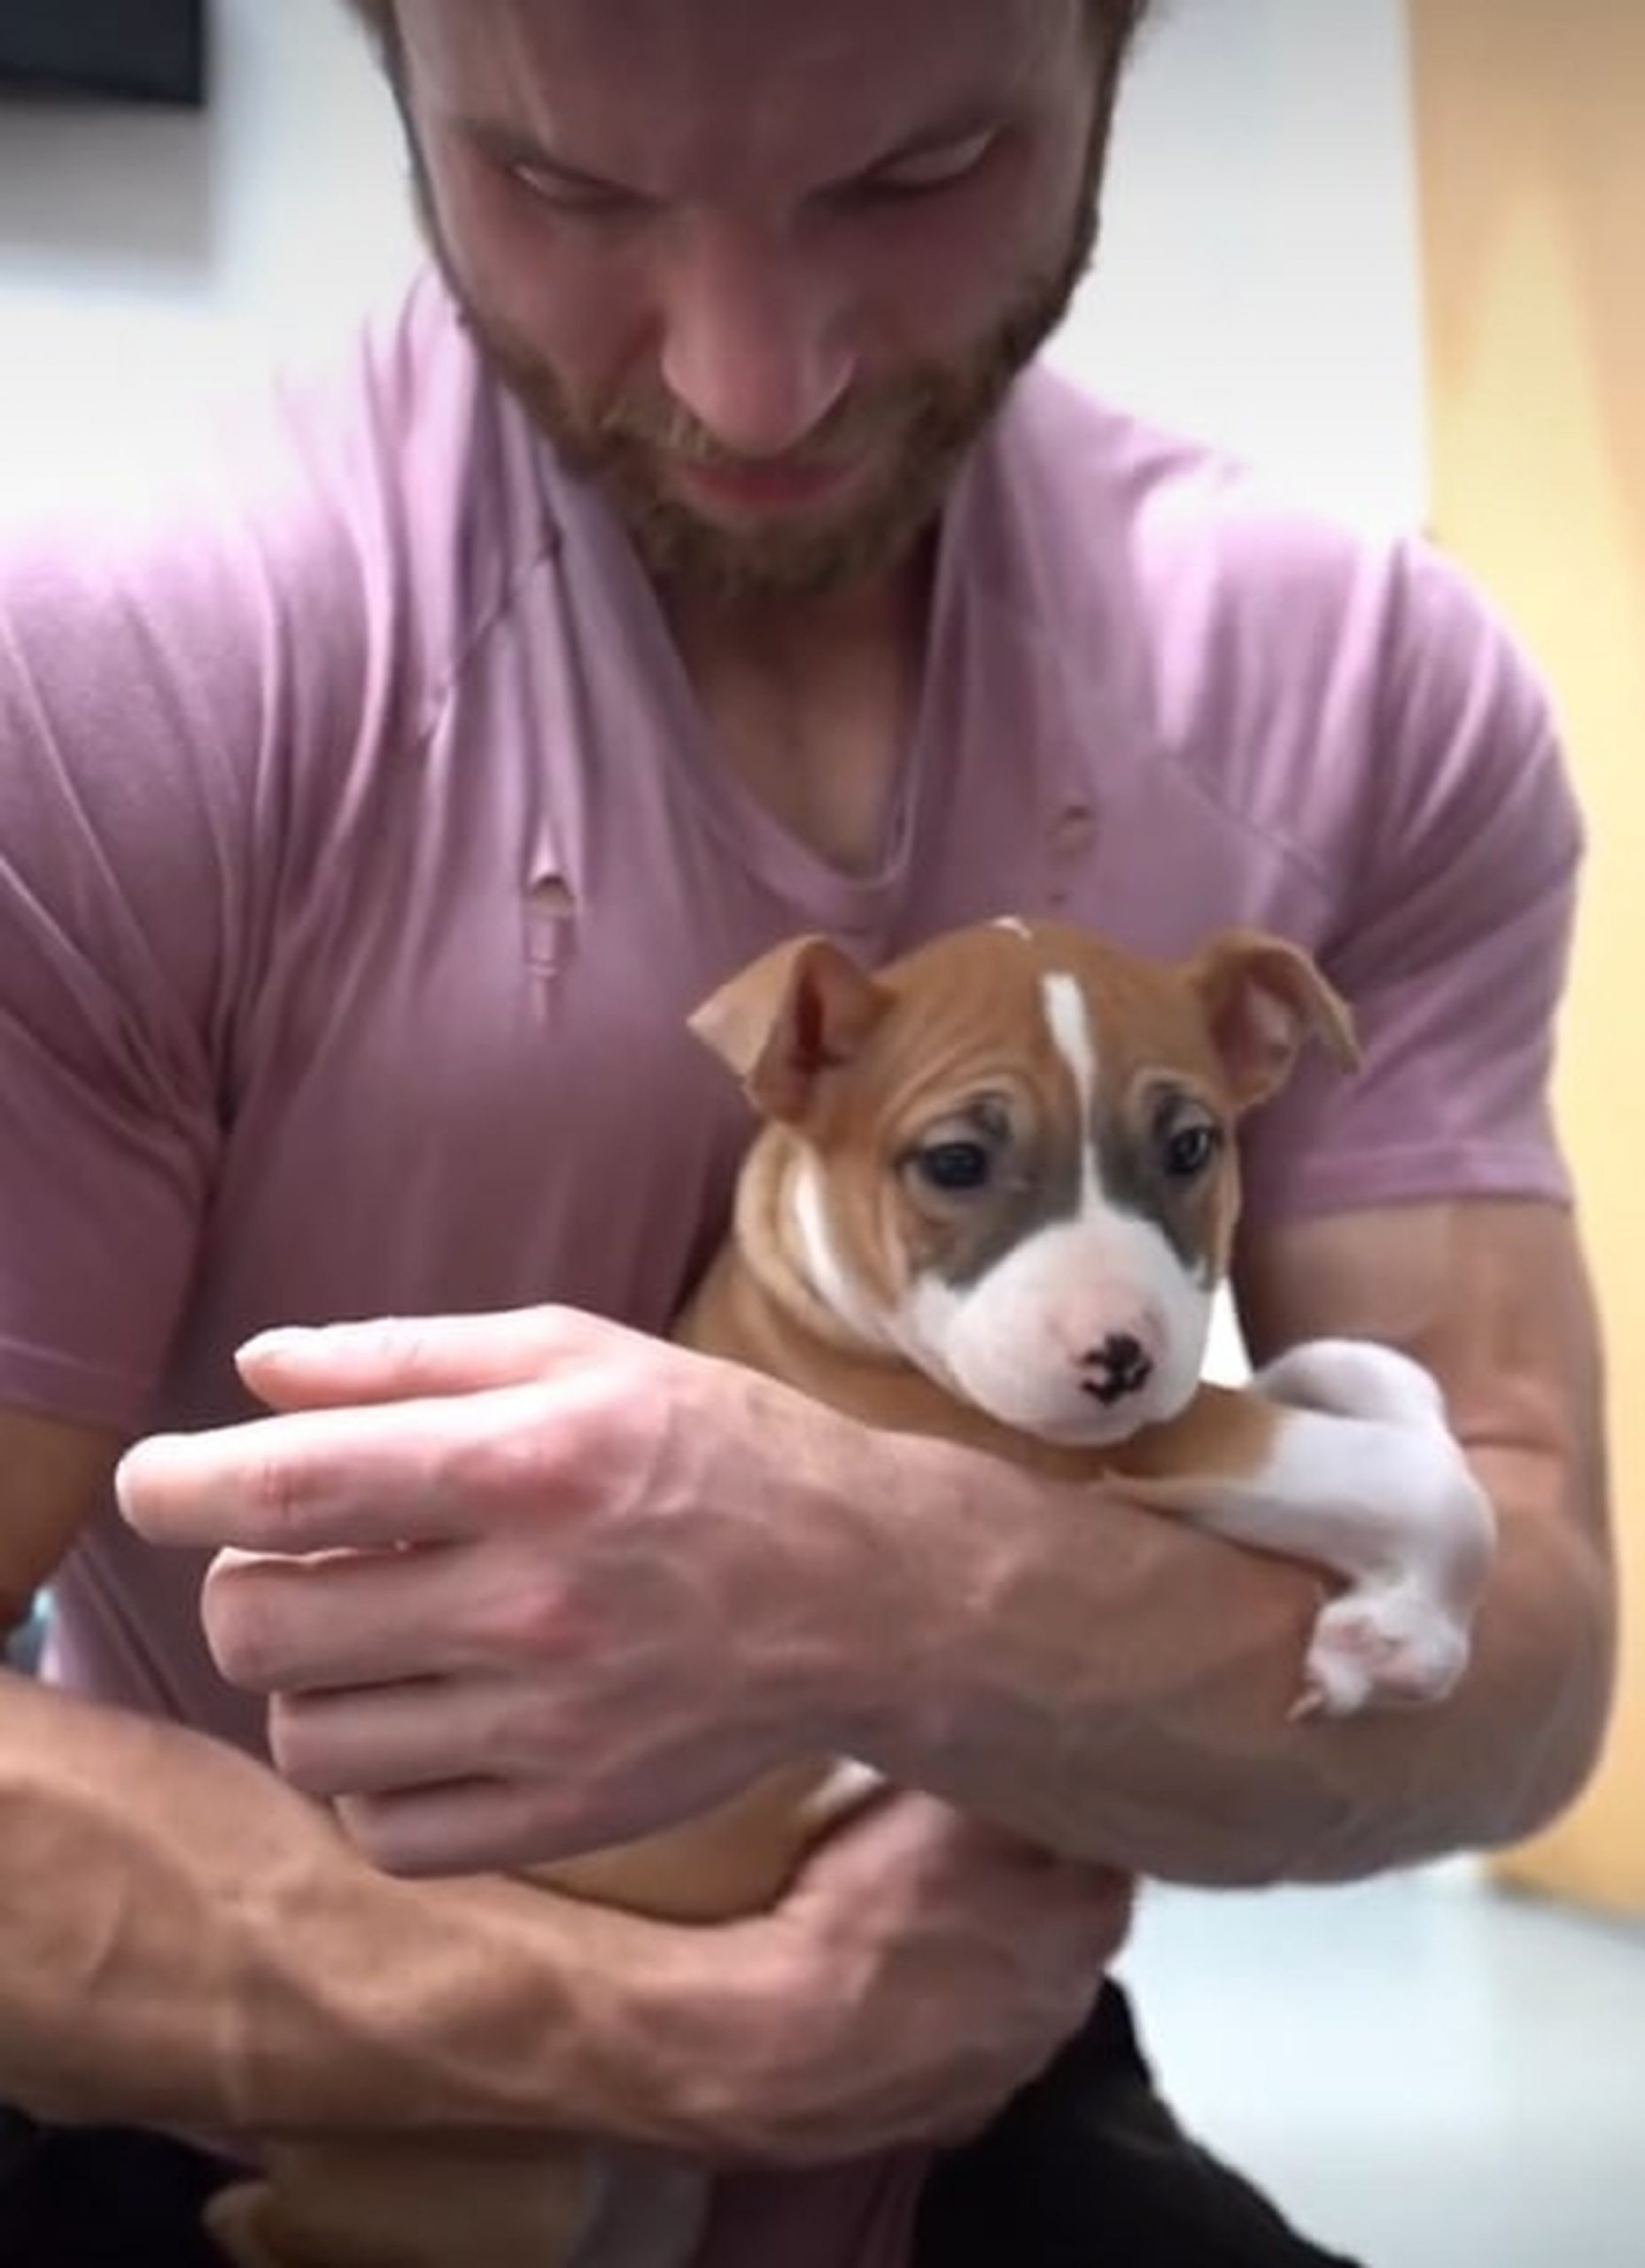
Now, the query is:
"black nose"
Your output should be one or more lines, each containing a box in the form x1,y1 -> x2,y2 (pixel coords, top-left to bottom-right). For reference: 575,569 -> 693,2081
1081,1332 -> 1154,1407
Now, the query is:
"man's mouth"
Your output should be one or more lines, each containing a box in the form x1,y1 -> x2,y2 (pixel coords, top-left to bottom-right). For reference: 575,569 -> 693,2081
663,447 -> 865,517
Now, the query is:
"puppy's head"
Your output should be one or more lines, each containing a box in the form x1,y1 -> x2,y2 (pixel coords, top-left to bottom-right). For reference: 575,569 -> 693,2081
690,919 -> 1356,1447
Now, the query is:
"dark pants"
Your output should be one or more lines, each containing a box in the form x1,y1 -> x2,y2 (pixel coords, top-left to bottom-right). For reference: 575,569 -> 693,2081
914,1980 -> 1363,2266
0,1981 -> 1362,2267
0,2109 -> 235,2268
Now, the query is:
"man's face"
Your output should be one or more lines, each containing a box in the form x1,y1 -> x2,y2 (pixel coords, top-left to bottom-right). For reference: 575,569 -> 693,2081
391,0 -> 1118,598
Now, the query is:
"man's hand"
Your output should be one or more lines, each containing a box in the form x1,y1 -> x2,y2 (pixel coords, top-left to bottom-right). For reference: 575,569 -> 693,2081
116,1306 -> 904,1876
627,1790 -> 1133,2165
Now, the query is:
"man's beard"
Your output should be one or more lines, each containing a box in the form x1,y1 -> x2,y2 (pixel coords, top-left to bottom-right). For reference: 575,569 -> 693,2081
408,144 -> 1102,602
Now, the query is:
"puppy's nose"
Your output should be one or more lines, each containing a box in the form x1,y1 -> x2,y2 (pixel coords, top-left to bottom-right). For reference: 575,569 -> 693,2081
1081,1332 -> 1155,1407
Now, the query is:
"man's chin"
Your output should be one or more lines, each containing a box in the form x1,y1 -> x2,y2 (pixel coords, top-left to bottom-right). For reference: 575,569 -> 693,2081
607,473 -> 938,603
456,302 -> 1041,598
443,284 -> 1054,598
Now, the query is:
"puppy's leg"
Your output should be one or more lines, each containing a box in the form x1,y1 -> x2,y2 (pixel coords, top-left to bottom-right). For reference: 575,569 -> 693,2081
1123,1340 -> 1494,1718
204,2138 -> 601,2268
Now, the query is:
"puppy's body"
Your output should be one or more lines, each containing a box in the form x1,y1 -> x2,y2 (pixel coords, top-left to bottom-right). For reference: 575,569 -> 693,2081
212,919 -> 1494,2268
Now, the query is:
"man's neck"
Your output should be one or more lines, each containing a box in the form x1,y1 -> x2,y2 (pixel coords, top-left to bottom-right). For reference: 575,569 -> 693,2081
656,540 -> 935,683
656,544 -> 937,875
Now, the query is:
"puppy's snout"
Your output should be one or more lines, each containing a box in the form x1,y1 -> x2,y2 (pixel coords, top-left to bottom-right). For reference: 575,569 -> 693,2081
1080,1331 -> 1156,1407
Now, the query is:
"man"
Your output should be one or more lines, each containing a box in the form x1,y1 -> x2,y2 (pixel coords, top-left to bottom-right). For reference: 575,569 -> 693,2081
0,1 -> 1612,2263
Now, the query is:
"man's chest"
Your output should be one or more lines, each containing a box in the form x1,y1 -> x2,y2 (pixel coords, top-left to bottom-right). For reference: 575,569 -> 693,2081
203,577 -> 1326,1345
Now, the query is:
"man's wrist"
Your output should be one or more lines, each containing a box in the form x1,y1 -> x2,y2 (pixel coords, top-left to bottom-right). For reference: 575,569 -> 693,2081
781,1415 -> 986,1772
575,1895 -> 808,2162
810,1427 -> 1129,1818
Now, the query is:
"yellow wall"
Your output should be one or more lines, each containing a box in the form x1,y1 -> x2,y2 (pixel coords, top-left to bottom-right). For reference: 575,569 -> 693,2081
1408,0 -> 1645,1911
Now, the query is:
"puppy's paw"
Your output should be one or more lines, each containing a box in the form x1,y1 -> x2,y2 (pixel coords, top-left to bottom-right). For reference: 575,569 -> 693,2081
1294,1586 -> 1471,1720
1252,1337 -> 1448,1432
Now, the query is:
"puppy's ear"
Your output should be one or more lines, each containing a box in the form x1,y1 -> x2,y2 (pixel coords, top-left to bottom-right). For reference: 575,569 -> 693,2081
687,935 -> 892,1122
1183,928 -> 1359,1110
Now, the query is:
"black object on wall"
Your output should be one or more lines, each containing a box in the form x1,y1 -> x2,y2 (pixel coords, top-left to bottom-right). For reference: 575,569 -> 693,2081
0,0 -> 207,107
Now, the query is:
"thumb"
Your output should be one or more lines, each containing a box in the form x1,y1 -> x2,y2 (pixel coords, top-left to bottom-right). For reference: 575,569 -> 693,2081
237,1304 -> 601,1410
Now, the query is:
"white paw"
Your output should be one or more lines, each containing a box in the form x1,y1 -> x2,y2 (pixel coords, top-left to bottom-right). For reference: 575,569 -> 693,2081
1253,1338 -> 1447,1431
1295,1586 -> 1471,1720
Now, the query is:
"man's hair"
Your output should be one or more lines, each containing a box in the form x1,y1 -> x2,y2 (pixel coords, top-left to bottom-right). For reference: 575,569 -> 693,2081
344,1 -> 1153,57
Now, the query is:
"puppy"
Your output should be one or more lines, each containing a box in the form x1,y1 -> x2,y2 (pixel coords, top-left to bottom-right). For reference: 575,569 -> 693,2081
208,917 -> 1494,2268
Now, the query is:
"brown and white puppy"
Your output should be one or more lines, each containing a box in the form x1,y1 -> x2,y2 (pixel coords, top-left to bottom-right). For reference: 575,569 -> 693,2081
210,917 -> 1494,2268
681,916 -> 1494,1720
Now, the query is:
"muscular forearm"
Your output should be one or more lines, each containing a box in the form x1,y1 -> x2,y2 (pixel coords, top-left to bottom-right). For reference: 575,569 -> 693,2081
857,1434 -> 1612,1887
0,1670 -> 700,2146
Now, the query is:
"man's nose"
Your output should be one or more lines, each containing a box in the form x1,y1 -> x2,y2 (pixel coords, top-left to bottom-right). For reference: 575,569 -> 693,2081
656,215 -> 857,459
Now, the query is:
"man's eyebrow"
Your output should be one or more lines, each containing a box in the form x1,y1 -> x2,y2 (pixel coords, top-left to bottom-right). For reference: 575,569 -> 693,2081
450,114 -> 627,190
449,102 -> 1004,190
857,104 -> 1003,172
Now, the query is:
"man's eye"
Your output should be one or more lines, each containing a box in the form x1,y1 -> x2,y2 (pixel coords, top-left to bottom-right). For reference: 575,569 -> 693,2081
507,164 -> 647,220
851,128 -> 998,200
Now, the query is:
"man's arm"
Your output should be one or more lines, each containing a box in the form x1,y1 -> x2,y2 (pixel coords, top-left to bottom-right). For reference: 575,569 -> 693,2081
0,1408 -> 665,2140
118,1205 -> 1610,1892
4,1405 -> 1120,2159
866,1193 -> 1611,1885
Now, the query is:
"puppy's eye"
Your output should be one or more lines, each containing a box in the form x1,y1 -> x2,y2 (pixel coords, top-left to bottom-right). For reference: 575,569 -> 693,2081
1162,1120 -> 1222,1180
916,1141 -> 995,1194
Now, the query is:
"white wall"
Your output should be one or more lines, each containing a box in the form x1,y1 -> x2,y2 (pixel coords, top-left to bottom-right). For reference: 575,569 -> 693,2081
0,0 -> 1427,524
1055,0 -> 1429,527
0,1 -> 415,507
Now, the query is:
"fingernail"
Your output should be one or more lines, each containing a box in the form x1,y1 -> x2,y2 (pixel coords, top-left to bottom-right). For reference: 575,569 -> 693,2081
113,1438 -> 173,1515
237,1327 -> 319,1364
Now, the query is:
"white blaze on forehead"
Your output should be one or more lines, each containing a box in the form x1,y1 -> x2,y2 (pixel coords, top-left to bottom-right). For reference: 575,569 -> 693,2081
993,916 -> 1032,939
1039,971 -> 1099,1202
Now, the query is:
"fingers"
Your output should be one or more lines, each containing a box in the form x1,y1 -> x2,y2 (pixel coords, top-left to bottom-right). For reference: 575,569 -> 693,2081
331,1775 -> 582,1880
759,1792 -> 1134,2156
235,1305 -> 614,1411
199,1539 -> 487,1692
795,1788 -> 1127,1910
268,1669 -> 524,1798
116,1380 -> 558,1554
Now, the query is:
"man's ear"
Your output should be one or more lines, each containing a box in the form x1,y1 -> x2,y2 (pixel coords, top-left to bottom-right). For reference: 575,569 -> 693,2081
1183,928 -> 1360,1110
687,935 -> 893,1122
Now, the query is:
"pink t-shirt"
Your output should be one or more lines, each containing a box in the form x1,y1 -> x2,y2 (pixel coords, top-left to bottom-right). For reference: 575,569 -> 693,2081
0,268 -> 1579,2258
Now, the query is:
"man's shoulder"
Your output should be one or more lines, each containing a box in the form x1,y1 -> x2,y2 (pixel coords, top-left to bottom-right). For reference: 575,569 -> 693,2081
978,363 -> 1571,897
0,266 -> 555,812
3,265 -> 543,661
993,363 -> 1549,709
992,361 -> 1416,632
0,271 -> 517,983
216,264 -> 554,657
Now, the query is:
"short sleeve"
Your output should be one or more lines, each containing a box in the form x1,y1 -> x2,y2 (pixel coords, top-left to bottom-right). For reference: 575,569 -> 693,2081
0,408 -> 378,1431
0,274 -> 541,1433
0,490 -> 261,1429
1238,539 -> 1583,1226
